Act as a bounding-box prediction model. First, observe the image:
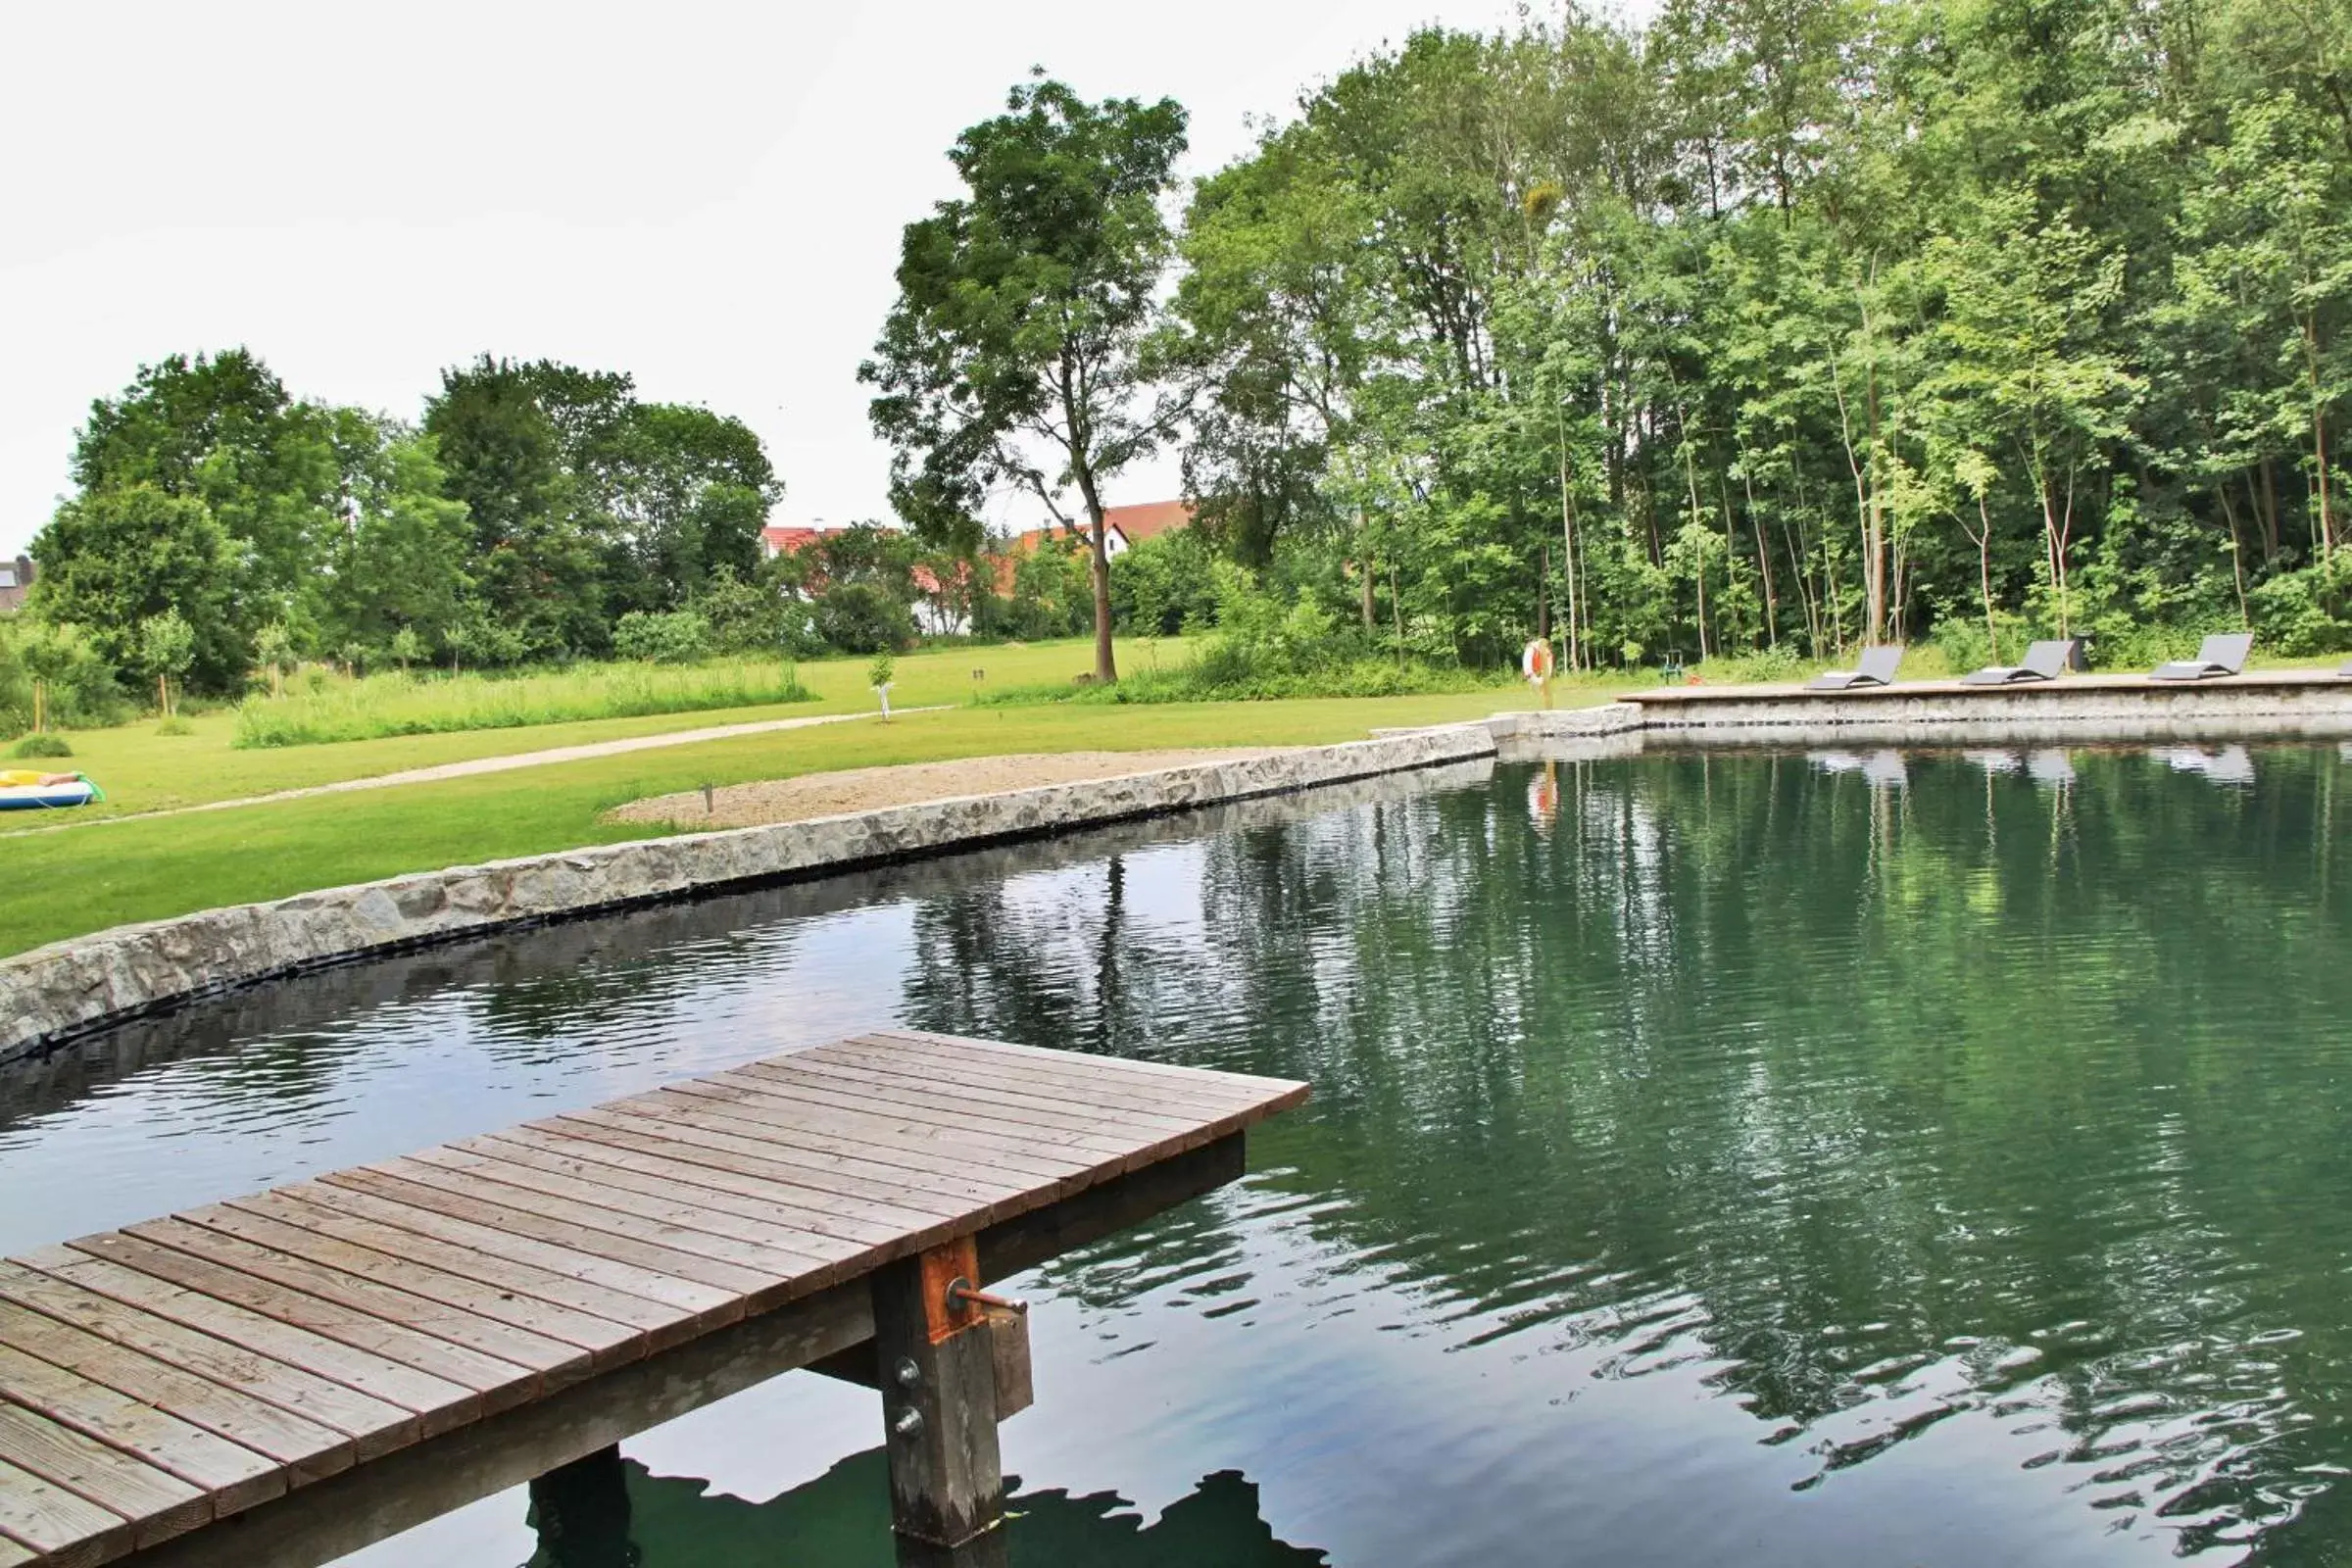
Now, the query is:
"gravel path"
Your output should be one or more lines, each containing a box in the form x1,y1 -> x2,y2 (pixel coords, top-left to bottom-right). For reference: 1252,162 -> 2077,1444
609,749 -> 1286,829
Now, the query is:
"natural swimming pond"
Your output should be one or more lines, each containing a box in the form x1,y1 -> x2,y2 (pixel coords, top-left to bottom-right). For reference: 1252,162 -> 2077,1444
4,743 -> 2348,1566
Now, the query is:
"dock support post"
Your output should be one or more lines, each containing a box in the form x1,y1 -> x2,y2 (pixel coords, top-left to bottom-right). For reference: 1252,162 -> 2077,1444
527,1444 -> 641,1568
871,1237 -> 1005,1557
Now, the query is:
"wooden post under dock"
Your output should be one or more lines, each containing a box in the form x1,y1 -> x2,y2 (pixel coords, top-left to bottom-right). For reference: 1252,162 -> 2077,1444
0,1030 -> 1308,1567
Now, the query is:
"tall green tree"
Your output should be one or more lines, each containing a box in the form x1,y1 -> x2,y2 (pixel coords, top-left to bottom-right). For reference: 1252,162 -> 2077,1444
27,484 -> 241,689
864,74 -> 1189,684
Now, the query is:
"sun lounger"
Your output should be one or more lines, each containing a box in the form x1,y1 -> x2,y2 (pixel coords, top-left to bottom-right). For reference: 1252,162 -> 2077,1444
2340,658 -> 2351,677
2149,632 -> 2252,681
1961,638 -> 2080,685
1807,645 -> 1903,691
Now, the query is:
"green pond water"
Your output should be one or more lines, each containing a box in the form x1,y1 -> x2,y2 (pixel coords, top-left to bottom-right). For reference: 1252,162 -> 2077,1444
3,743 -> 2347,1566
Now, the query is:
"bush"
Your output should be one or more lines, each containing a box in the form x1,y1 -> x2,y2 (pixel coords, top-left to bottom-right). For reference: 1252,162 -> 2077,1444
155,715 -> 194,736
697,568 -> 788,656
9,732 -> 72,760
2248,563 -> 2352,657
814,582 -> 917,654
612,610 -> 712,664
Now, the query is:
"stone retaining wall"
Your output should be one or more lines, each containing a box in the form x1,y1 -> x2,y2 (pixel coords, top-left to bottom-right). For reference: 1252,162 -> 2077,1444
0,725 -> 1495,1064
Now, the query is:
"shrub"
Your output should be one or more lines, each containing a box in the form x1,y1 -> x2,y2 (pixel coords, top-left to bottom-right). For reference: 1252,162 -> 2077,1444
155,715 -> 194,736
814,582 -> 917,654
697,567 -> 788,656
612,610 -> 712,664
9,732 -> 72,760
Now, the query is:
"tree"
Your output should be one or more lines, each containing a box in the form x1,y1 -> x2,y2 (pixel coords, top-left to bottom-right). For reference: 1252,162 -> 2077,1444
136,610 -> 196,717
864,74 -> 1189,683
27,483 -> 241,688
72,348 -> 339,611
318,426 -> 472,658
423,358 -> 604,659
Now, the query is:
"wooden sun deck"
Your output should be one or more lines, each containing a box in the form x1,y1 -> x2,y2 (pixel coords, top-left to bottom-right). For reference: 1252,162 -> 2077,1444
0,1030 -> 1308,1567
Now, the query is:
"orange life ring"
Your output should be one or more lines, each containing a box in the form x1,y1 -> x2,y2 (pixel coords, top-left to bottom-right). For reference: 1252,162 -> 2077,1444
1522,639 -> 1556,682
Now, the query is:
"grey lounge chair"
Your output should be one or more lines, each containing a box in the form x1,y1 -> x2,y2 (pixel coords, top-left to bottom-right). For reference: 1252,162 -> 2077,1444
2150,632 -> 2252,681
2339,658 -> 2351,677
1962,638 -> 2081,685
1807,645 -> 1903,691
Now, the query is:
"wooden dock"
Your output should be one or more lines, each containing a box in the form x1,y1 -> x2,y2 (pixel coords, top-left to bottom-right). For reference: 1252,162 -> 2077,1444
0,1030 -> 1307,1567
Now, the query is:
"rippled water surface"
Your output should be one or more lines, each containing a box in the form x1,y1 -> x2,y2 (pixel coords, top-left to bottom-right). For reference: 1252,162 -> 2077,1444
5,745 -> 2350,1566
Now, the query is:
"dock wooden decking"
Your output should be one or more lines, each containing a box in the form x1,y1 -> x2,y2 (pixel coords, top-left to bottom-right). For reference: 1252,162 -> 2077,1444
0,1029 -> 1307,1567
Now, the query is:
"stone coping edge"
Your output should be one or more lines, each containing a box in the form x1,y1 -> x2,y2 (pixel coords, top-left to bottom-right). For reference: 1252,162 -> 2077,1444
0,726 -> 1496,1065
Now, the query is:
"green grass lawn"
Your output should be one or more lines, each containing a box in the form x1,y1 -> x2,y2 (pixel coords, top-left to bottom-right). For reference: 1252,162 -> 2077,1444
0,686 -> 1597,957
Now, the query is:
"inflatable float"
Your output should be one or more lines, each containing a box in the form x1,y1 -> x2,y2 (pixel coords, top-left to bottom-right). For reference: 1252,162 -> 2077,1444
0,770 -> 103,810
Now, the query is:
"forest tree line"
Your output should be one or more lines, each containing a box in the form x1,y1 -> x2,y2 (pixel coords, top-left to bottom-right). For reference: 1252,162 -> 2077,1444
870,0 -> 2352,681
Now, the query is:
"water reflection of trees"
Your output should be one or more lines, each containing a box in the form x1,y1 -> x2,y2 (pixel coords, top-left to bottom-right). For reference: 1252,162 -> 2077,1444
898,748 -> 2352,1548
522,1448 -> 1324,1567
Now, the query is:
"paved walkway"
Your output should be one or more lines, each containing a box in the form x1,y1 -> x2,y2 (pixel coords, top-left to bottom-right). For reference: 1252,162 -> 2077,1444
14,707 -> 950,833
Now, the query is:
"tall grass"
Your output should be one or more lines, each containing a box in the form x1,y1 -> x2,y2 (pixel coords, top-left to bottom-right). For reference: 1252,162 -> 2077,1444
233,661 -> 813,749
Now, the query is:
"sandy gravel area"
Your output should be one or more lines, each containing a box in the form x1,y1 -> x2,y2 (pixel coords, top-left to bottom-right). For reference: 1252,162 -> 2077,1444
608,749 -> 1287,829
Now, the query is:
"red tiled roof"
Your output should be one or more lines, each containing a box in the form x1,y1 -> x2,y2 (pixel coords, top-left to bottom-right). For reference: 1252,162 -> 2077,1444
760,525 -> 842,556
1102,500 -> 1193,543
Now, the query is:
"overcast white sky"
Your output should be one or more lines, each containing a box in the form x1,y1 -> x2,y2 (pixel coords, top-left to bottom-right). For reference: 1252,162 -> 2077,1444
0,0 -> 1548,561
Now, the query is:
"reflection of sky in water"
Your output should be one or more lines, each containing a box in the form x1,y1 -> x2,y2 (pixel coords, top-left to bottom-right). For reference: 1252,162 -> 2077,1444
3,747 -> 2347,1567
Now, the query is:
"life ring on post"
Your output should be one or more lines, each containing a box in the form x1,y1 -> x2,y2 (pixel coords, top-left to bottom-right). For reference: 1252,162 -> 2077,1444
1522,639 -> 1556,684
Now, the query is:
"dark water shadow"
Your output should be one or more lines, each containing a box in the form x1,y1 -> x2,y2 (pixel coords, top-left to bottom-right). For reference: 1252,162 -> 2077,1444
524,1447 -> 1326,1568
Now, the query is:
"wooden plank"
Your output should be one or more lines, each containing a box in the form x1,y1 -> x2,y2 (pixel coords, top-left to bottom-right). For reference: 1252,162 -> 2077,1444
876,1029 -> 1301,1100
338,1160 -> 806,1301
706,1070 -> 1223,1186
720,1065 -> 1148,1160
545,1106 -> 1020,1215
0,1264 -> 410,1460
119,1218 -> 596,1387
575,1100 -> 1040,1209
657,1081 -> 1092,1186
207,1192 -> 676,1352
64,1233 -> 537,1412
286,1177 -> 737,1329
0,1404 -> 207,1547
0,1343 -> 283,1515
0,1453 -> 128,1567
0,1298 -> 347,1480
746,1053 -> 1208,1141
836,1032 -> 1281,1117
404,1147 -> 862,1275
813,1035 -> 1255,1120
0,1536 -> 32,1568
481,1124 -> 960,1236
459,1130 -> 950,1250
15,1249 -> 479,1439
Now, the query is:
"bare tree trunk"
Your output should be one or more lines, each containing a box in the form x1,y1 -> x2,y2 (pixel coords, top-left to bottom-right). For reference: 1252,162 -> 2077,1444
1390,561 -> 1406,670
2308,309 -> 2337,562
2218,482 -> 2253,628
1072,469 -> 1118,684
1557,415 -> 1585,672
1975,494 -> 1998,661
1356,508 -> 1377,629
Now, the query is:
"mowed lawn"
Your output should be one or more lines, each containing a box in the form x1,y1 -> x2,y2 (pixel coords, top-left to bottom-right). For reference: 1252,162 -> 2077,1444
0,685 -> 1612,957
18,638 -> 1197,819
